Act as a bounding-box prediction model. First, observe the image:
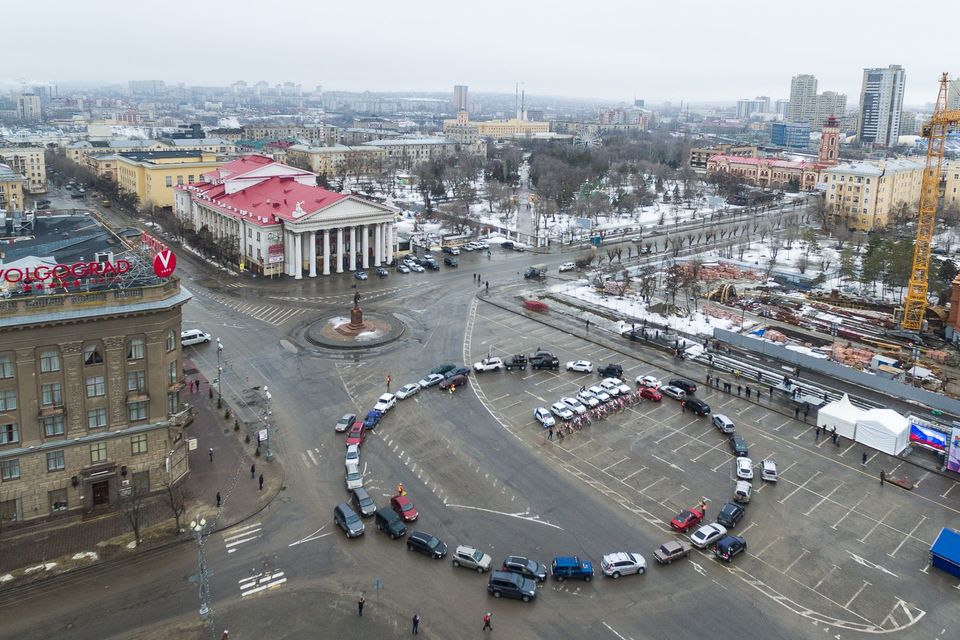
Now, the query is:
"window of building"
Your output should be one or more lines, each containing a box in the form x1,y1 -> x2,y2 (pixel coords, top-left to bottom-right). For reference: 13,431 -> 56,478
167,391 -> 179,415
43,414 -> 65,437
90,441 -> 107,464
127,370 -> 146,393
86,375 -> 105,398
0,389 -> 16,412
83,343 -> 103,365
131,433 -> 148,455
0,355 -> 13,379
0,422 -> 19,445
177,175 -> 184,186
0,498 -> 18,522
188,174 -> 194,183
168,361 -> 178,384
1,458 -> 21,480
256,232 -> 261,242
127,338 -> 145,360
49,488 -> 68,512
41,382 -> 63,407
128,401 -> 148,422
40,349 -> 61,372
165,176 -> 172,187
87,407 -> 107,430
47,450 -> 65,472
133,470 -> 150,494
165,330 -> 176,352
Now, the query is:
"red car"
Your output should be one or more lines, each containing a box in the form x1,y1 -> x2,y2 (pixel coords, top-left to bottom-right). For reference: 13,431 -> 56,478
639,387 -> 662,401
670,508 -> 704,533
391,494 -> 419,522
345,422 -> 366,447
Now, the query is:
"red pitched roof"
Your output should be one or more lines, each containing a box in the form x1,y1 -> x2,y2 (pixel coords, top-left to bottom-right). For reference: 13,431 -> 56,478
183,176 -> 349,227
201,154 -> 275,182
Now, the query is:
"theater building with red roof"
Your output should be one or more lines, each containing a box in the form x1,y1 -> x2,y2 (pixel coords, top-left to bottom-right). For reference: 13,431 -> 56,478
173,155 -> 397,278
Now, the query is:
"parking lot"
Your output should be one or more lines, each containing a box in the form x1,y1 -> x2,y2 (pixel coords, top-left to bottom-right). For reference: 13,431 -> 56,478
466,300 -> 960,634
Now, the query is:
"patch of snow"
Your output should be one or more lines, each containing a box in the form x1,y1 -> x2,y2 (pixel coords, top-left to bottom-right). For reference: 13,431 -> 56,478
0,574 -> 13,583
24,562 -> 57,574
72,551 -> 99,562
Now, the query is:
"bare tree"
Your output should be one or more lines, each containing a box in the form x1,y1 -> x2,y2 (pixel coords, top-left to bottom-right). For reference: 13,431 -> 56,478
795,253 -> 810,275
119,485 -> 148,546
767,236 -> 782,261
161,477 -> 192,534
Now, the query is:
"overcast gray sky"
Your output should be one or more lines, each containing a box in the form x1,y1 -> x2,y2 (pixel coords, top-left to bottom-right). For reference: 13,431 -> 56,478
5,0 -> 957,105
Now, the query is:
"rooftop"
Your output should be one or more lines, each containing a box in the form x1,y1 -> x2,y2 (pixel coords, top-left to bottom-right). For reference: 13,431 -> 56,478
710,155 -> 817,170
118,150 -> 210,163
824,159 -> 924,177
1,213 -> 115,264
363,137 -> 454,147
0,163 -> 26,181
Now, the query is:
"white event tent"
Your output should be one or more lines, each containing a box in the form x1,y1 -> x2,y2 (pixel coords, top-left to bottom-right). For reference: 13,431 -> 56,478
816,394 -> 865,440
855,409 -> 910,456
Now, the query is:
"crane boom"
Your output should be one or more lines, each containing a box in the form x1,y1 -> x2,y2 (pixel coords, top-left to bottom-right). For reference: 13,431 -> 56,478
900,73 -> 960,331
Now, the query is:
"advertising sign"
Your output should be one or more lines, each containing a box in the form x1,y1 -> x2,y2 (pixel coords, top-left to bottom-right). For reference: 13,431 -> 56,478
152,249 -> 177,278
0,259 -> 131,287
267,255 -> 284,264
948,427 -> 960,473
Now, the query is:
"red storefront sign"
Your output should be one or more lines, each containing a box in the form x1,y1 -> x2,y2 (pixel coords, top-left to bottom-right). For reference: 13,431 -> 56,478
0,259 -> 132,283
152,249 -> 177,278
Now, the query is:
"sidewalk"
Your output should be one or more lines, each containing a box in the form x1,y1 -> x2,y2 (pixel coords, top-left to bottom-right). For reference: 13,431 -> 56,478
0,363 -> 283,582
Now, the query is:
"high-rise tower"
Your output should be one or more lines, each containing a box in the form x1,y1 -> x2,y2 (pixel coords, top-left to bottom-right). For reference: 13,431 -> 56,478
858,64 -> 906,146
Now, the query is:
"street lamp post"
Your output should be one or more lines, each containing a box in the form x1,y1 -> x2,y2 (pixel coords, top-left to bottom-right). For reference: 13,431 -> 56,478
216,339 -> 223,409
189,515 -> 211,620
263,386 -> 274,461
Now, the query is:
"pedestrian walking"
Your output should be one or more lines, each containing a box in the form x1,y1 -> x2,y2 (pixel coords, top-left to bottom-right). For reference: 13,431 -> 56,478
586,319 -> 590,330
706,374 -> 712,386
862,452 -> 868,465
795,406 -> 800,419
251,463 -> 256,479
831,427 -> 837,441
756,370 -> 762,383
557,428 -> 565,442
548,427 -> 554,441
483,612 -> 493,631
358,596 -> 365,617
737,384 -> 742,396
259,473 -> 264,491
216,491 -> 221,508
485,281 -> 489,292
745,386 -> 751,399
681,402 -> 686,414
209,447 -> 214,462
715,378 -> 720,389
768,386 -> 773,398
412,613 -> 420,634
804,407 -> 809,420
880,470 -> 886,485
815,426 -> 821,441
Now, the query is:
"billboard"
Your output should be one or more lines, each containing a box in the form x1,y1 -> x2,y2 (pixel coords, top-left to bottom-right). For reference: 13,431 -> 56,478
949,427 -> 960,473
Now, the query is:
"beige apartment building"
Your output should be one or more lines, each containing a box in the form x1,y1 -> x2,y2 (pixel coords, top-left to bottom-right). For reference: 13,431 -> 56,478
115,150 -> 226,209
443,111 -> 481,145
286,144 -> 386,176
823,159 -> 923,231
945,161 -> 960,210
361,137 -> 460,170
689,144 -> 758,170
0,147 -> 47,194
0,163 -> 27,211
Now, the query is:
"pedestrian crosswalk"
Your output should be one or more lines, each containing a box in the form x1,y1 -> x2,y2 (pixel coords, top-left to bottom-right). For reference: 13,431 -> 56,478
239,568 -> 286,598
223,521 -> 262,554
300,448 -> 322,467
201,290 -> 309,326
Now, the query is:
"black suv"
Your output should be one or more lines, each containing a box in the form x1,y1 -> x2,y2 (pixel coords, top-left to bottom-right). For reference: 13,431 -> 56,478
487,570 -> 537,602
529,353 -> 560,371
502,555 -> 548,583
597,364 -> 624,378
713,535 -> 747,562
683,398 -> 711,416
504,355 -> 527,371
716,502 -> 745,529
445,367 -> 470,379
729,435 -> 749,457
669,379 -> 697,394
444,257 -> 459,267
406,530 -> 448,558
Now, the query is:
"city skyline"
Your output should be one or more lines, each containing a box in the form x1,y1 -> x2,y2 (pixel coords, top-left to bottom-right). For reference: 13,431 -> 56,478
3,0 -> 957,106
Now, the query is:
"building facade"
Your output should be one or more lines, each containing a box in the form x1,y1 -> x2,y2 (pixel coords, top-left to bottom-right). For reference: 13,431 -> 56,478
286,144 -> 386,176
788,75 -> 818,124
689,144 -> 757,170
771,122 -> 811,148
174,156 -> 398,278
858,65 -> 906,146
823,159 -> 923,231
0,147 -> 47,194
0,163 -> 27,211
943,161 -> 960,210
443,111 -> 481,145
16,94 -> 41,123
115,151 -> 227,209
707,155 -> 820,191
453,85 -> 469,112
361,137 -> 461,170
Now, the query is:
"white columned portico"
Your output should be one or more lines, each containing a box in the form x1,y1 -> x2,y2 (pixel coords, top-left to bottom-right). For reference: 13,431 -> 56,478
349,226 -> 357,271
385,223 -> 393,263
308,231 -> 317,277
294,232 -> 303,280
283,230 -> 292,276
322,229 -> 331,275
336,227 -> 345,273
361,225 -> 369,269
374,223 -> 382,266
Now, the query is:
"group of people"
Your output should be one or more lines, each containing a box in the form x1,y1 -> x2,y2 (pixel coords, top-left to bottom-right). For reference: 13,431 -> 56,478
356,599 -> 492,633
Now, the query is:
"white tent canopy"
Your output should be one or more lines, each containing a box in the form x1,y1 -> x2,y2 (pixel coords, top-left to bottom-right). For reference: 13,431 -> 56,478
855,408 -> 910,456
816,394 -> 865,440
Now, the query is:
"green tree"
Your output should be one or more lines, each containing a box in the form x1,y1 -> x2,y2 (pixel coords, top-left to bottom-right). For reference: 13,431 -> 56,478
838,246 -> 857,287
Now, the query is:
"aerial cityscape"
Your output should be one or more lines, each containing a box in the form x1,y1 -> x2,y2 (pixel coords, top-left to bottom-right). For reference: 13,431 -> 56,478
2,2 -> 960,639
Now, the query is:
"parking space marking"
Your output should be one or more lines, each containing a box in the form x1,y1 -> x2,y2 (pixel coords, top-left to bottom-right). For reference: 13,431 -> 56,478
663,485 -> 689,504
858,505 -> 897,543
711,457 -> 731,473
844,579 -> 871,609
782,548 -> 809,575
489,393 -> 511,402
755,535 -> 783,558
602,457 -> 630,472
586,447 -> 613,461
738,522 -> 757,536
673,428 -> 714,453
941,483 -> 958,499
621,467 -> 647,482
774,419 -> 791,431
778,471 -> 821,504
639,476 -> 668,496
691,438 -> 729,462
568,439 -> 595,452
830,495 -> 865,530
804,481 -> 844,516
524,390 -> 547,403
813,564 -> 840,590
888,515 -> 927,558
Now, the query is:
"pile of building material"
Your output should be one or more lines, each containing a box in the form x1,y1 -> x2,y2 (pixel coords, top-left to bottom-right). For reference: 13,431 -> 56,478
696,262 -> 764,281
830,342 -> 875,368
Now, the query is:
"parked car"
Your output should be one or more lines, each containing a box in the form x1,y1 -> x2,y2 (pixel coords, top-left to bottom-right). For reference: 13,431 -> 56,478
712,414 -> 736,434
181,329 -> 212,346
424,261 -> 439,271
669,379 -> 697,394
670,507 -> 704,533
603,377 -> 631,396
374,393 -> 397,413
430,364 -> 455,376
588,385 -> 611,403
636,375 -> 662,389
729,435 -> 749,457
529,353 -> 560,370
683,398 -> 711,416
391,494 -> 419,522
334,413 -> 356,433
690,523 -> 728,549
551,556 -> 594,582
577,389 -> 601,407
473,357 -> 504,373
445,367 -> 470,379
345,444 -> 360,467
452,545 -> 493,573
487,570 -> 536,602
334,502 -> 365,538
597,364 -> 624,378
716,502 -> 746,529
638,387 -> 662,401
502,556 -> 548,583
560,397 -> 587,415
396,383 -> 420,400
376,267 -> 389,278
407,530 -> 448,559
558,262 -> 576,272
345,423 -> 366,446
653,540 -> 692,564
397,264 -> 411,274
417,373 -> 445,388
409,263 -> 425,273
504,354 -> 528,371
351,487 -> 377,517
734,480 -> 753,503
345,463 -> 363,490
550,402 -> 575,421
363,410 -> 382,430
713,535 -> 748,562
442,246 -> 461,255
565,360 -> 594,373
354,271 -> 368,280
439,374 -> 468,391
599,379 -> 623,397
761,459 -> 779,482
501,241 -> 515,250
736,457 -> 754,481
533,406 -> 556,427
375,507 -> 407,539
443,257 -> 459,267
661,385 -> 687,401
600,552 -> 646,578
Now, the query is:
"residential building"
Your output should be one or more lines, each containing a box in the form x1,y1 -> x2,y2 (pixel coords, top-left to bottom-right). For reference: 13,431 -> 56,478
115,150 -> 227,209
812,91 -> 847,129
949,79 -> 960,111
0,214 -> 191,526
443,111 -> 480,145
327,127 -> 400,146
706,155 -> 820,191
858,65 -> 906,146
0,163 -> 27,211
0,147 -> 46,194
688,144 -> 757,170
66,139 -> 166,168
899,111 -> 918,136
361,137 -> 461,169
823,159 -> 923,231
453,85 -> 469,112
944,161 -> 960,210
771,122 -> 811,148
241,124 -> 325,145
174,155 -> 397,278
286,144 -> 386,176
598,107 -> 647,127
737,97 -> 769,119
774,99 -> 790,118
90,154 -> 121,181
788,75 -> 818,124
159,138 -> 237,154
16,94 -> 42,123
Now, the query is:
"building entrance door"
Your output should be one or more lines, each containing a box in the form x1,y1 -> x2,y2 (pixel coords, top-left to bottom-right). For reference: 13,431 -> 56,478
92,481 -> 110,507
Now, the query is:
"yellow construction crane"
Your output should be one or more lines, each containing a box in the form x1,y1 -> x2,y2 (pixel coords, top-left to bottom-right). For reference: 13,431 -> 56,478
901,73 -> 960,331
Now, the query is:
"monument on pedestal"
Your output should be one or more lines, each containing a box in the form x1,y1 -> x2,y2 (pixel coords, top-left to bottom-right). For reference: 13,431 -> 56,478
347,290 -> 365,331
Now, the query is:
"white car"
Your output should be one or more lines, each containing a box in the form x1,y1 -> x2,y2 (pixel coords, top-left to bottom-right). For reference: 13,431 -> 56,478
397,264 -> 411,274
418,373 -> 445,388
473,357 -> 504,373
736,457 -> 754,481
761,458 -> 779,482
550,402 -> 575,421
660,385 -> 686,401
374,393 -> 396,413
588,385 -> 611,403
410,263 -> 425,273
604,377 -> 631,396
345,463 -> 363,490
534,407 -> 555,428
558,262 -> 576,273
636,375 -> 661,389
475,241 -> 489,250
560,396 -> 587,415
600,552 -> 646,578
600,379 -> 623,397
345,444 -> 360,467
181,329 -> 211,346
396,383 -> 420,400
689,523 -> 728,549
577,389 -> 600,407
565,360 -> 594,373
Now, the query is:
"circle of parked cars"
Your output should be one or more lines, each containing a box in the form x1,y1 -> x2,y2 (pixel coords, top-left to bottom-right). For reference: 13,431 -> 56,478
332,347 -> 781,603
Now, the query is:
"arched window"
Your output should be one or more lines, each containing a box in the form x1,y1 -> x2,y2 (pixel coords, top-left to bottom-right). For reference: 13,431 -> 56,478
83,343 -> 104,366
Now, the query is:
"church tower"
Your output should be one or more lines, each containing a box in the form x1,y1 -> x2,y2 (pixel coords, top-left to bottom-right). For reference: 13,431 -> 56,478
818,115 -> 841,166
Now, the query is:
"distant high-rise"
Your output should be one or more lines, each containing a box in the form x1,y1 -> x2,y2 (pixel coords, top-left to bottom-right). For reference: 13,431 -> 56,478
858,64 -> 906,146
774,99 -> 790,117
634,99 -> 645,108
453,85 -> 469,112
948,78 -> 960,111
788,74 -> 818,124
128,80 -> 166,96
16,94 -> 41,123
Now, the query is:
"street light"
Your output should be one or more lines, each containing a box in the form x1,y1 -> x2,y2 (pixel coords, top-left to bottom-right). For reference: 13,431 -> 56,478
263,386 -> 274,462
216,339 -> 223,409
189,515 -> 211,620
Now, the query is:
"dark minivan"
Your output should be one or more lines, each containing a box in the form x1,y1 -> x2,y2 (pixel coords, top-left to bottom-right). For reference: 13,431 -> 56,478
375,507 -> 407,539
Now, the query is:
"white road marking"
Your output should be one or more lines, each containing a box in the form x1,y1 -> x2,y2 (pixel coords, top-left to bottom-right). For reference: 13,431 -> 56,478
888,515 -> 927,558
804,482 -> 844,516
602,456 -> 630,472
306,450 -> 319,466
846,551 -> 898,578
288,525 -> 332,547
239,570 -> 287,597
650,454 -> 683,471
782,548 -> 809,575
445,504 -> 563,530
778,471 -> 822,504
831,495 -> 866,531
844,579 -> 871,609
858,505 -> 897,543
601,621 -> 635,640
813,564 -> 841,590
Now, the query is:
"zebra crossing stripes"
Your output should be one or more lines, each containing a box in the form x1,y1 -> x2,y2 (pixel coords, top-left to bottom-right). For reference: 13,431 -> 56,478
238,569 -> 286,597
300,448 -> 322,467
202,291 -> 308,326
223,521 -> 263,554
